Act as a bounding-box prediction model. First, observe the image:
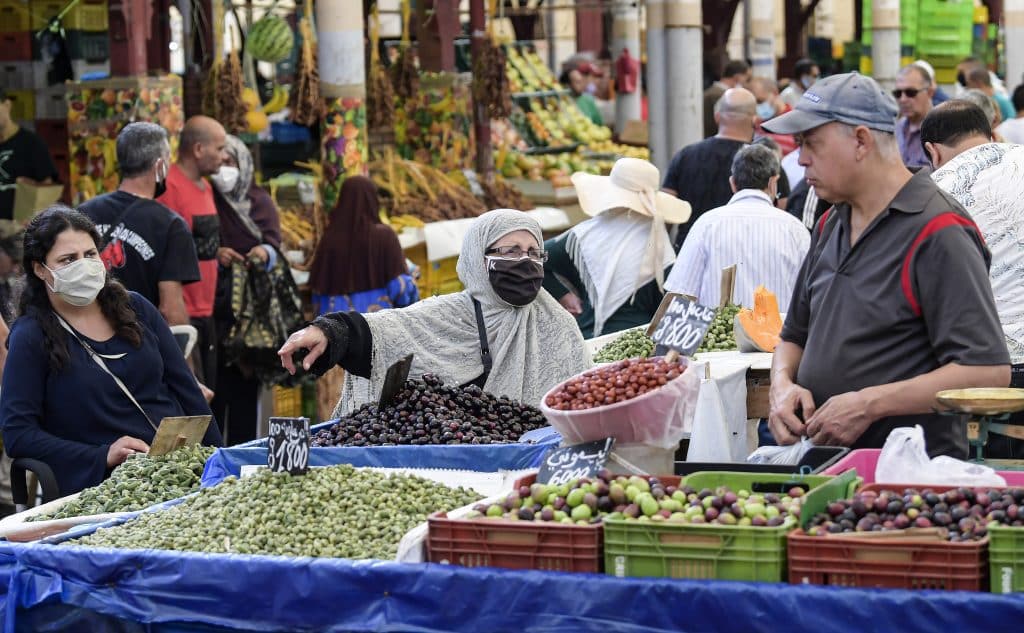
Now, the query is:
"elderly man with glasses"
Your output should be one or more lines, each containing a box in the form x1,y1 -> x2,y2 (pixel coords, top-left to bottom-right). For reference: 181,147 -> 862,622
894,64 -> 936,168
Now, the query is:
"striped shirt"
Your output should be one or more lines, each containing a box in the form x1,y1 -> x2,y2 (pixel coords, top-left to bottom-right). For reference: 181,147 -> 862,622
931,143 -> 1024,364
665,189 -> 811,308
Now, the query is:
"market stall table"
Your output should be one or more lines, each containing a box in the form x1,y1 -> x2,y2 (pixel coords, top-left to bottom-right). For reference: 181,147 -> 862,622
2,538 -> 1024,632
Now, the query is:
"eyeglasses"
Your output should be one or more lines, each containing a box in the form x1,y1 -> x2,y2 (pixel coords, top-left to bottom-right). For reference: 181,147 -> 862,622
892,88 -> 924,99
485,245 -> 548,263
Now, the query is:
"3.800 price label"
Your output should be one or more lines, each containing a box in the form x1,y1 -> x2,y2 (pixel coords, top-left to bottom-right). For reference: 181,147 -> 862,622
650,296 -> 716,357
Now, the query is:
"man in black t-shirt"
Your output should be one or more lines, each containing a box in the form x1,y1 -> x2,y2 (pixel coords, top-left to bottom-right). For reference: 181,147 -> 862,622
663,87 -> 757,250
0,89 -> 59,220
79,123 -> 199,324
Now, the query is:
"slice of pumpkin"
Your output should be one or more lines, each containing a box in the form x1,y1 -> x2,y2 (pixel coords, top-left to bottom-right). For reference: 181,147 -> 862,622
735,285 -> 783,352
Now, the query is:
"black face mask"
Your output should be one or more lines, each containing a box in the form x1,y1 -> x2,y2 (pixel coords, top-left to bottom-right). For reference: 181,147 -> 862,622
957,71 -> 966,87
487,257 -> 544,306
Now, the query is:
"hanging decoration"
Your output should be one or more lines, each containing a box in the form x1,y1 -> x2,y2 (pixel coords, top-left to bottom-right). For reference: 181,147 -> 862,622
390,0 -> 418,100
367,4 -> 394,129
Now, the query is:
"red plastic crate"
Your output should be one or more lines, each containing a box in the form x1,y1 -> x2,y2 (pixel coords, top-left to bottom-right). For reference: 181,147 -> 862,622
35,118 -> 68,151
428,512 -> 604,572
788,483 -> 994,591
427,473 -> 681,573
0,32 -> 31,61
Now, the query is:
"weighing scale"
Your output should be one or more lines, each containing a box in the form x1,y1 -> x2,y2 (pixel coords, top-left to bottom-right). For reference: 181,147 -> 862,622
936,388 -> 1024,469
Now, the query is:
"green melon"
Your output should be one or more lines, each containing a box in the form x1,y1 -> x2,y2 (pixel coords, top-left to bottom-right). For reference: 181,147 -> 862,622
248,15 -> 294,63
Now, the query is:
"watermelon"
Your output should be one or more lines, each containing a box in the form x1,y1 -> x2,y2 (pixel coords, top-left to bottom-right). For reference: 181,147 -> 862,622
248,15 -> 294,63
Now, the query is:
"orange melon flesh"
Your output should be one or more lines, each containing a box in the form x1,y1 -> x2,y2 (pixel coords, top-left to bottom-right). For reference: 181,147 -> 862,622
735,285 -> 783,352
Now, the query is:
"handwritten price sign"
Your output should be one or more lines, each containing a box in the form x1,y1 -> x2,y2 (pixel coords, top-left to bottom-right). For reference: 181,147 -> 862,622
650,295 -> 716,357
267,417 -> 310,475
537,438 -> 615,486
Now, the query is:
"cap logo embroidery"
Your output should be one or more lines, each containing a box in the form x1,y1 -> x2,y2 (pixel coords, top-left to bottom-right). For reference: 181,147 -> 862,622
803,91 -> 823,103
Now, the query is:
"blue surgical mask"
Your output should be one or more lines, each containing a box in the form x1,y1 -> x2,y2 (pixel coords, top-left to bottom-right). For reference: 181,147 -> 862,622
800,75 -> 816,90
757,102 -> 776,120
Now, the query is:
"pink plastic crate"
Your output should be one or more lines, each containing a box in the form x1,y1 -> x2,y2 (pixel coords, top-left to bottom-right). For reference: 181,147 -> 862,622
822,448 -> 1024,485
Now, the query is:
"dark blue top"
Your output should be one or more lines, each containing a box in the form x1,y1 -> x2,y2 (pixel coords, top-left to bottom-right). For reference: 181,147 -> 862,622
0,292 -> 223,495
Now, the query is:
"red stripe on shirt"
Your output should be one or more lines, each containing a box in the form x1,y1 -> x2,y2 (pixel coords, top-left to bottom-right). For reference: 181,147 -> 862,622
816,208 -> 832,236
900,213 -> 982,317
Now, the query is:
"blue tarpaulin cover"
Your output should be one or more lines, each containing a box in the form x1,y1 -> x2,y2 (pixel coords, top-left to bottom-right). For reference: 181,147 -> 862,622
4,532 -> 1024,633
201,431 -> 560,488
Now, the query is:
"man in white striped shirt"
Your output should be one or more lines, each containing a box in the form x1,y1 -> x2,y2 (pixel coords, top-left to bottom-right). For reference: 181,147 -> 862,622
664,144 -> 810,308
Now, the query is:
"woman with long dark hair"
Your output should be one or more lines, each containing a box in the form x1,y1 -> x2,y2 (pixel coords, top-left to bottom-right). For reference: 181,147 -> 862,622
0,206 -> 222,495
308,176 -> 418,314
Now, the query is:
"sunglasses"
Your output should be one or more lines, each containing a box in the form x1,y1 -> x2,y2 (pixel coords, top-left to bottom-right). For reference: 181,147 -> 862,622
892,88 -> 924,99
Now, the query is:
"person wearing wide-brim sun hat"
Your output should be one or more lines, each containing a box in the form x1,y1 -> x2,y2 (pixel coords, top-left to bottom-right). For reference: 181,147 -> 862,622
542,157 -> 692,339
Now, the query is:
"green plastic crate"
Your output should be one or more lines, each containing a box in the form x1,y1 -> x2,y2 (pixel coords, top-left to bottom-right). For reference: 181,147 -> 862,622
603,471 -> 857,582
862,0 -> 919,47
988,525 -> 1024,593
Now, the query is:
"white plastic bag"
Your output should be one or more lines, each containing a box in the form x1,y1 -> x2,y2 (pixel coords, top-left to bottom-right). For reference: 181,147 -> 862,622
875,425 -> 1007,487
746,437 -> 815,466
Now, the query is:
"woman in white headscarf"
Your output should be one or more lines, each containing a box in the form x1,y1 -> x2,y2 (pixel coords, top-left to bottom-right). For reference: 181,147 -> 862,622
278,209 -> 591,414
543,158 -> 691,338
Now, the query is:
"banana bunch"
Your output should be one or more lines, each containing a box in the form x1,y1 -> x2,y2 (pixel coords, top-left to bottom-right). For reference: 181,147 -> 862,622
280,208 -> 315,249
263,85 -> 289,114
389,214 -> 425,230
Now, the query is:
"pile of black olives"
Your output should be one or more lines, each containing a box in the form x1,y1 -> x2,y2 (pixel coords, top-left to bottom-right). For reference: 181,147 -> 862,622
311,375 -> 549,447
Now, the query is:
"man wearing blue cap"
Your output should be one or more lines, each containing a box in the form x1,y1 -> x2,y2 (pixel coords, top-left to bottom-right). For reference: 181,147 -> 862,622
762,72 -> 1011,459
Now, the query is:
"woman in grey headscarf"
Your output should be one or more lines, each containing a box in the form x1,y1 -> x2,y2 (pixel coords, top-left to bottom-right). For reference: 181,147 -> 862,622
278,209 -> 592,413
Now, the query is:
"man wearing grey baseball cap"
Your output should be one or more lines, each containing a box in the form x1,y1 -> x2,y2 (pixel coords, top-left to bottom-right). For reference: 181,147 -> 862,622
761,72 -> 1010,459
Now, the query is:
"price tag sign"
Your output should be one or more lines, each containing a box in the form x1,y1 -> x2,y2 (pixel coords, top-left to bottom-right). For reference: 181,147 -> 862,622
537,438 -> 615,486
649,294 -> 717,357
267,417 -> 310,475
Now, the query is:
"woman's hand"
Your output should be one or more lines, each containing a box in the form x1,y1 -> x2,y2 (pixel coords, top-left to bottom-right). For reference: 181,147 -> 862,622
107,436 -> 150,468
198,382 -> 215,403
247,245 -> 269,264
278,326 -> 328,375
217,247 -> 245,268
558,292 -> 584,316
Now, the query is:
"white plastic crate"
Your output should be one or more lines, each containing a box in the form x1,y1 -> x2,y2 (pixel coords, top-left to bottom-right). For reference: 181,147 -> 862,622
0,61 -> 36,90
71,59 -> 109,80
34,85 -> 67,120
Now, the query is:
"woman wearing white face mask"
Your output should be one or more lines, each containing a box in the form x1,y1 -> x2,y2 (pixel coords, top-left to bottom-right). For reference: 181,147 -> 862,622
209,135 -> 290,445
0,206 -> 222,495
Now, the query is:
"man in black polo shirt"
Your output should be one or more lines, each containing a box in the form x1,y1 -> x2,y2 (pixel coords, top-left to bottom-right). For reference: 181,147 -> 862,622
761,72 -> 1010,459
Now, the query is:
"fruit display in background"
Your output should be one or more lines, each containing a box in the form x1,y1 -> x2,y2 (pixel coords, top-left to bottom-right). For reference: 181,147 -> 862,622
370,149 -> 485,222
280,207 -> 316,252
609,483 -> 804,527
544,357 -> 686,411
67,75 -> 185,203
505,46 -> 560,93
393,73 -> 474,172
311,374 -> 548,447
735,286 -> 783,353
321,96 -> 368,210
805,487 -> 1024,541
71,465 -> 483,560
490,118 -> 529,152
495,149 -> 599,186
247,15 -> 295,63
587,140 -> 650,160
697,304 -> 742,352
